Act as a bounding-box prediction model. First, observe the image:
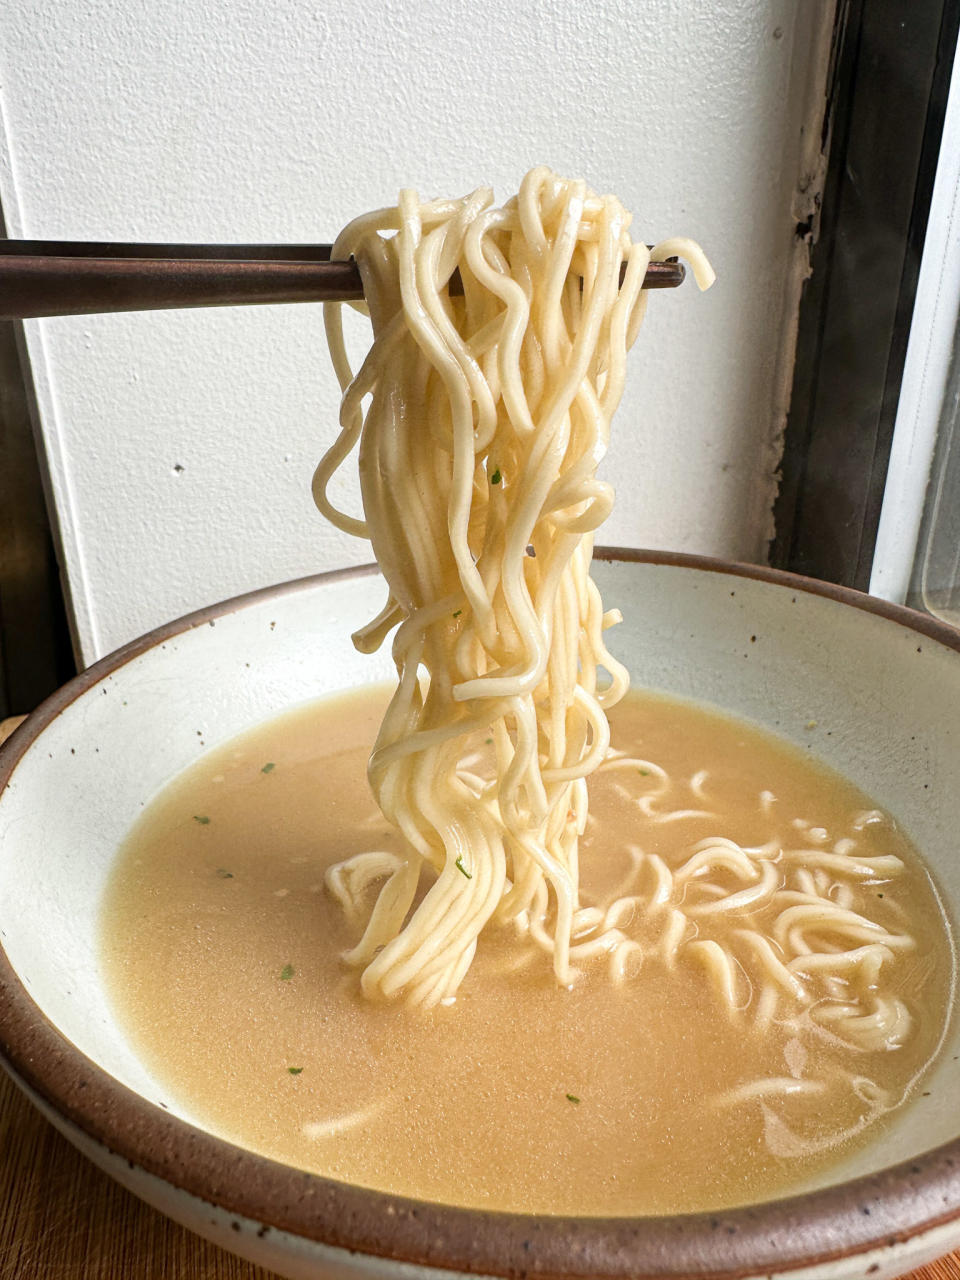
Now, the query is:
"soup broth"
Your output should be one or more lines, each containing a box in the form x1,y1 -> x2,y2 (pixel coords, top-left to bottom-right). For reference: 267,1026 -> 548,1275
100,687 -> 954,1215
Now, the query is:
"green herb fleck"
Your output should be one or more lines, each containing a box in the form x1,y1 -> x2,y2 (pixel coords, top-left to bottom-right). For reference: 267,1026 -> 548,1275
280,963 -> 295,981
287,1066 -> 303,1075
639,769 -> 650,777
490,468 -> 502,485
215,868 -> 234,879
193,815 -> 211,825
485,738 -> 493,745
452,609 -> 462,618
455,856 -> 473,880
261,761 -> 276,774
566,1093 -> 580,1104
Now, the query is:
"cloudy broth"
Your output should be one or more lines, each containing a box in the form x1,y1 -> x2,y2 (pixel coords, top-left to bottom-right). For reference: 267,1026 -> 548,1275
100,686 -> 954,1215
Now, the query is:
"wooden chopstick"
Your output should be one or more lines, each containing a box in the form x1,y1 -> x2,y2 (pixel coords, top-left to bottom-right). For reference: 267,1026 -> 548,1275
0,241 -> 685,319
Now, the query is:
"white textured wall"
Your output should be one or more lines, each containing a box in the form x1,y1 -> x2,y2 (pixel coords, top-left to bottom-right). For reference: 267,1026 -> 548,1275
0,0 -> 832,663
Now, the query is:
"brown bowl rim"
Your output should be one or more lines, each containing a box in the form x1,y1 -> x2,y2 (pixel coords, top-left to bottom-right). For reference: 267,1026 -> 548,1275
1,548 -> 960,1280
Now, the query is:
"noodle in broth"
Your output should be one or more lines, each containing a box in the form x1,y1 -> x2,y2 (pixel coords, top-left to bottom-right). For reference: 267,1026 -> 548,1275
100,686 -> 954,1213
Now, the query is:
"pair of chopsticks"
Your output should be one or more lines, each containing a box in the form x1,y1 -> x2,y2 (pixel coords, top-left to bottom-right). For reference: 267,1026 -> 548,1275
0,241 -> 685,319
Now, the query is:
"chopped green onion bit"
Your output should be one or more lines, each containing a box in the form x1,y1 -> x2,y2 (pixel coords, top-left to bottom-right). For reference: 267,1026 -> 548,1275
193,815 -> 211,825
566,1093 -> 580,1104
490,468 -> 502,485
455,856 -> 472,879
280,963 -> 295,981
287,1066 -> 303,1075
261,761 -> 276,773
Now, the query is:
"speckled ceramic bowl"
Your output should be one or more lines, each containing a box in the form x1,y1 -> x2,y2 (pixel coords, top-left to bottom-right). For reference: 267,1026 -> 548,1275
1,550 -> 959,1280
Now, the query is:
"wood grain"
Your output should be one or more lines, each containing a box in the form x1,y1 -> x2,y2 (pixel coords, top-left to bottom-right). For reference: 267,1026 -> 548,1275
0,716 -> 26,745
0,1069 -> 280,1279
0,711 -> 957,1278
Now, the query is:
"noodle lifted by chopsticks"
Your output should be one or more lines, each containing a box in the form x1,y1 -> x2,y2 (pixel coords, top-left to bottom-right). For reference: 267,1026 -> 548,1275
315,166 -> 714,1005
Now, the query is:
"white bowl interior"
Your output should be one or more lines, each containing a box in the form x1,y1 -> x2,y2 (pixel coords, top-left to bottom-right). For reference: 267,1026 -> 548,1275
1,559 -> 958,1196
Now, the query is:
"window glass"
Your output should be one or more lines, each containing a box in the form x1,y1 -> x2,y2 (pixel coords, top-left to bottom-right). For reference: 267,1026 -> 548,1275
913,324 -> 960,627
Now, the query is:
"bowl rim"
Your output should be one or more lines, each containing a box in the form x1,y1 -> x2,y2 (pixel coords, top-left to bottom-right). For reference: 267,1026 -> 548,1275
2,547 -> 960,1279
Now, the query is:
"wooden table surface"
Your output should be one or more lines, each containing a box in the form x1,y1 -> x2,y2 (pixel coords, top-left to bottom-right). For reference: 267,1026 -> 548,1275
1,714 -> 958,1280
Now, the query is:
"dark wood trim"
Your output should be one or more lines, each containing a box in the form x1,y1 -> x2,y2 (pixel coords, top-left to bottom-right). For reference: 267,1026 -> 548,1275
772,0 -> 960,589
0,317 -> 74,717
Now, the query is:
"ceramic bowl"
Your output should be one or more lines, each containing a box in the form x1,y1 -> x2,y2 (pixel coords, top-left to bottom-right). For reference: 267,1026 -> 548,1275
1,550 -> 959,1280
